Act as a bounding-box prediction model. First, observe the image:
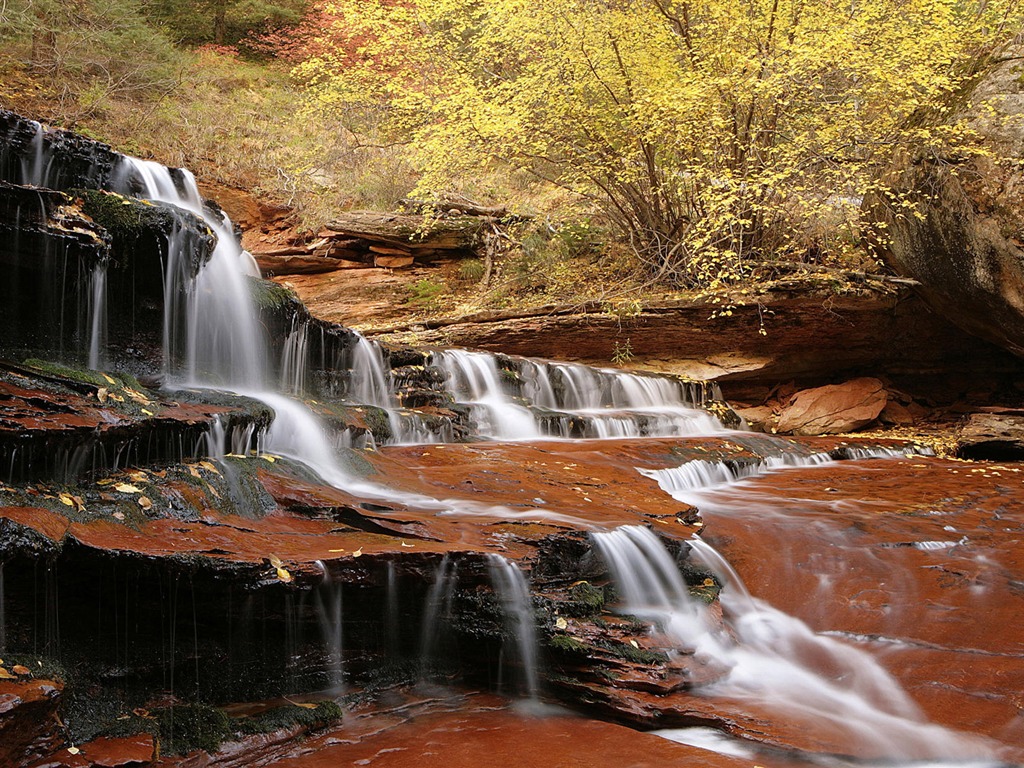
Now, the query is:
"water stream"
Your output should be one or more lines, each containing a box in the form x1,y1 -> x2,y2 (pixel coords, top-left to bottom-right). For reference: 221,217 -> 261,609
593,525 -> 998,763
3,125 -> 1011,762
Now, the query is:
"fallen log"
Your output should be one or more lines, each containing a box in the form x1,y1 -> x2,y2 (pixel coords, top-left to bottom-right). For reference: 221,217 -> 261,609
324,210 -> 484,252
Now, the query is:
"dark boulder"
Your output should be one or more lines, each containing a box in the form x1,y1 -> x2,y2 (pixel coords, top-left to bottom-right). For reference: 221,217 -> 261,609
866,45 -> 1024,356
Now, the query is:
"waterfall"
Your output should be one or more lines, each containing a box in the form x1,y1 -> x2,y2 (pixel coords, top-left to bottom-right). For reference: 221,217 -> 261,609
419,556 -> 457,678
592,526 -> 996,761
487,554 -> 540,700
435,349 -> 726,440
114,158 -> 265,387
315,583 -> 345,694
436,349 -> 542,440
638,446 -> 910,499
86,262 -> 107,370
280,315 -> 309,395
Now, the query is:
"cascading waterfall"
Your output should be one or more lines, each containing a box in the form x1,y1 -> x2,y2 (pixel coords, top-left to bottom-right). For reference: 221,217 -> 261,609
315,583 -> 345,694
347,332 -> 441,445
114,158 -> 265,387
436,349 -> 726,440
419,556 -> 458,678
638,446 -> 909,498
280,315 -> 309,395
592,525 -> 997,762
487,554 -> 540,700
86,262 -> 107,370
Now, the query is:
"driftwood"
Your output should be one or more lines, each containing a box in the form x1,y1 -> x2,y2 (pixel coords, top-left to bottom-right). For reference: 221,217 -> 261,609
324,210 -> 485,252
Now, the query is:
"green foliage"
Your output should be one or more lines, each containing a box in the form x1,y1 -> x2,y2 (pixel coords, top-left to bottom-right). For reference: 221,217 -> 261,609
611,339 -> 634,365
456,258 -> 486,282
406,278 -> 444,309
297,0 -> 1024,286
1,0 -> 184,121
143,0 -> 311,48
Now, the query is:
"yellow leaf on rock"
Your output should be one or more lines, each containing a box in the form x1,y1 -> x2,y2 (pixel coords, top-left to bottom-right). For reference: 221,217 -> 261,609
352,548 -> 363,557
0,668 -> 14,679
138,496 -> 152,510
703,578 -> 715,587
555,617 -> 568,630
102,374 -> 116,385
269,555 -> 283,568
114,483 -> 142,494
96,387 -> 108,403
199,461 -> 220,474
67,747 -> 80,755
629,640 -> 640,649
59,493 -> 74,507
276,567 -> 292,583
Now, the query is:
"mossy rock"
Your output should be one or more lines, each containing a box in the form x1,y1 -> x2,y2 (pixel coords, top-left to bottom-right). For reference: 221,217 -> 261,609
250,277 -> 299,312
235,700 -> 343,735
156,704 -> 231,755
548,634 -> 590,656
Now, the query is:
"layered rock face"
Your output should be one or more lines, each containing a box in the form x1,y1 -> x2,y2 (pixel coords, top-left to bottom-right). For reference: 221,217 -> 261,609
867,44 -> 1024,356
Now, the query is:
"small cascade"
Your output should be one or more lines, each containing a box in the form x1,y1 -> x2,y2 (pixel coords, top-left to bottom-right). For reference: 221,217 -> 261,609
280,315 -> 309,395
345,332 -> 444,445
639,445 -> 911,499
487,555 -> 540,700
86,262 -> 107,370
436,350 -> 541,439
21,120 -> 46,187
316,583 -> 345,695
384,561 -> 399,656
435,349 -> 726,441
593,525 -> 997,761
419,556 -> 458,678
639,452 -> 833,496
114,158 -> 265,388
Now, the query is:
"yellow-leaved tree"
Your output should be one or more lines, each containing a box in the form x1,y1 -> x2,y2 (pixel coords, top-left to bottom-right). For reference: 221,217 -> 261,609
296,0 -> 1021,285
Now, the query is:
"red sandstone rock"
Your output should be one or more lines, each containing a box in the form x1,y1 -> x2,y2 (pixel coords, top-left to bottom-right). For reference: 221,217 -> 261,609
0,678 -> 64,767
776,377 -> 887,435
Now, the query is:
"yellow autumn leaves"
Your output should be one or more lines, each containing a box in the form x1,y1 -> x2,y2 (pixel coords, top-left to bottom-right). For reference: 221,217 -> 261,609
300,0 -> 1022,284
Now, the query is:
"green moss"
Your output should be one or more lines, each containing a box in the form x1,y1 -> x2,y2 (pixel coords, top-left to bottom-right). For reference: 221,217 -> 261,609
22,358 -> 117,388
250,278 -> 298,311
156,704 -> 231,755
235,700 -> 343,735
596,640 -> 668,665
567,581 -> 604,612
79,189 -> 170,241
362,406 -> 394,444
548,634 -> 590,655
3,655 -> 66,683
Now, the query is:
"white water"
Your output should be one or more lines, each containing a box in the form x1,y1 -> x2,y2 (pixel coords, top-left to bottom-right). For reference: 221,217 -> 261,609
487,554 -> 541,700
114,158 -> 265,387
638,446 -> 907,498
593,526 -> 997,762
435,349 -> 726,441
86,262 -> 107,370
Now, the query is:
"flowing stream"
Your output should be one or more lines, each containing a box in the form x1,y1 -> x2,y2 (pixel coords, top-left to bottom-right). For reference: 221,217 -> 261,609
3,127 -> 1012,763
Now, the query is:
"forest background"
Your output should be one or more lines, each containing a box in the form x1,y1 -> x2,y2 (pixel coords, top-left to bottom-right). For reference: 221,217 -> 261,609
1,0 -> 1021,311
